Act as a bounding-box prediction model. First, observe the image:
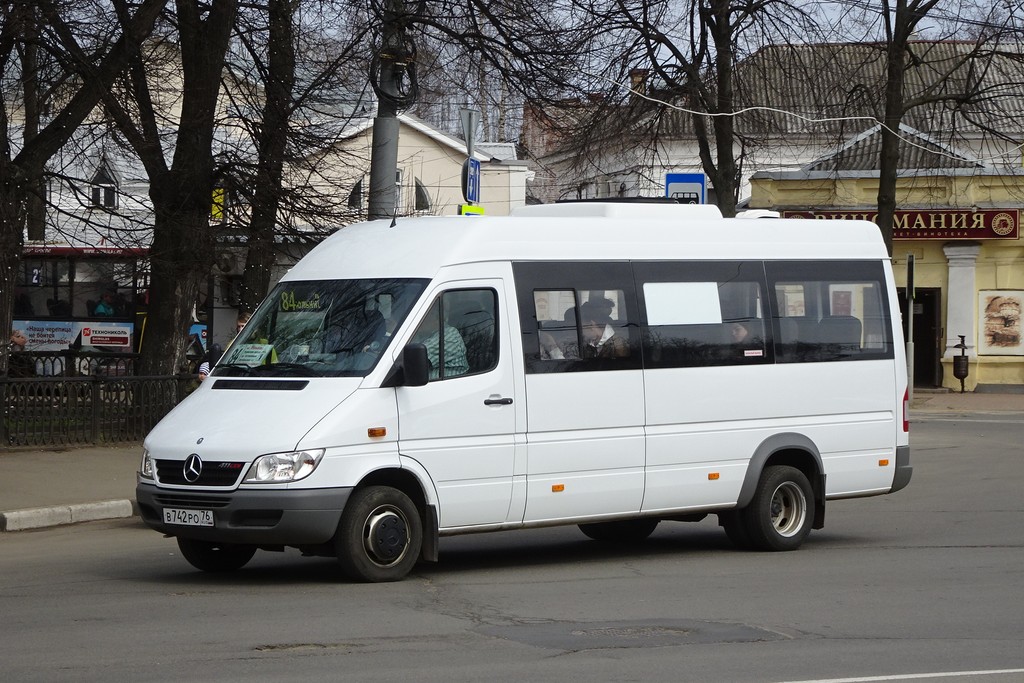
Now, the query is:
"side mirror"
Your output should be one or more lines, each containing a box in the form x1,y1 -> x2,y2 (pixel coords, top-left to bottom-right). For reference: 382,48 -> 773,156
402,343 -> 429,387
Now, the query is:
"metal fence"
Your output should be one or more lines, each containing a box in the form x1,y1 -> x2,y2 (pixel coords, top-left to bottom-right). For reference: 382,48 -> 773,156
14,351 -> 142,378
1,374 -> 196,450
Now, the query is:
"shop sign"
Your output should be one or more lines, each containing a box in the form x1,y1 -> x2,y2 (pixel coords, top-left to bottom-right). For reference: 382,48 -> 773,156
781,209 -> 1019,240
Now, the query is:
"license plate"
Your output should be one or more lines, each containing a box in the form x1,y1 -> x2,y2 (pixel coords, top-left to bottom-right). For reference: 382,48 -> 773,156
163,508 -> 214,527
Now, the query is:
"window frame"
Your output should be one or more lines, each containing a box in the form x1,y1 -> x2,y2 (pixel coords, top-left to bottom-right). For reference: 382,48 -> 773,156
410,287 -> 499,381
513,261 -> 641,374
765,260 -> 895,363
634,260 -> 774,369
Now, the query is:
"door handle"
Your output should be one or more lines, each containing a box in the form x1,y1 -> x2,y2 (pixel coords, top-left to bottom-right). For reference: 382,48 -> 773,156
484,396 -> 513,406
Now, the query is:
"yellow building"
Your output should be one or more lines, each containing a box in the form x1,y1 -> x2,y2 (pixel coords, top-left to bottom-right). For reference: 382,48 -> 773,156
751,126 -> 1024,391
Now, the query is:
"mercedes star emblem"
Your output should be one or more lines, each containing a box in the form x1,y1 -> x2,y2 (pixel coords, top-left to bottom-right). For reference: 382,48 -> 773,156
183,453 -> 203,483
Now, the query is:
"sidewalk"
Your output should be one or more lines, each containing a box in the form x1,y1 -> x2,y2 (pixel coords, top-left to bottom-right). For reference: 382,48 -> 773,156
909,388 -> 1024,414
0,444 -> 141,531
2,390 -> 1023,532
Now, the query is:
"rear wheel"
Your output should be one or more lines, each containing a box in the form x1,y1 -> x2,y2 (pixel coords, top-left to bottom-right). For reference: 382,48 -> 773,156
335,486 -> 422,582
578,518 -> 659,543
740,465 -> 814,551
176,538 -> 257,572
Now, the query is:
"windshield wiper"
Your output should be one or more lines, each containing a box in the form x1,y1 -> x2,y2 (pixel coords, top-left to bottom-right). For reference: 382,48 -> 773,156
213,363 -> 255,376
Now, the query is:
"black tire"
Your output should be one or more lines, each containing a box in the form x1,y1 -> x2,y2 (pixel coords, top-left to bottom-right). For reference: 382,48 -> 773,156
578,518 -> 659,543
176,538 -> 257,572
740,465 -> 814,551
335,486 -> 422,582
718,511 -> 754,550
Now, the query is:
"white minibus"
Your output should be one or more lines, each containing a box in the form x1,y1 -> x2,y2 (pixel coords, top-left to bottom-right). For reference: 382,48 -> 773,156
136,201 -> 912,582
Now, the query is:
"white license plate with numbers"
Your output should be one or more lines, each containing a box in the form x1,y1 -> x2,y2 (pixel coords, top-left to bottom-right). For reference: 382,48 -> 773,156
163,508 -> 214,526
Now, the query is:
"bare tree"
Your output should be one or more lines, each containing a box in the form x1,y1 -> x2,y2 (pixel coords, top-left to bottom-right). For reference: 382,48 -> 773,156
77,0 -> 240,375
0,0 -> 166,374
232,0 -> 300,313
410,0 -> 603,134
224,0 -> 373,313
518,0 -> 825,214
860,0 -> 1024,253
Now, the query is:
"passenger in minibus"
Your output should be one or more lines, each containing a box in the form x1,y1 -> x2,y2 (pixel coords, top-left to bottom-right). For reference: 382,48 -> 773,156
731,322 -> 750,343
413,303 -> 469,380
580,300 -> 629,359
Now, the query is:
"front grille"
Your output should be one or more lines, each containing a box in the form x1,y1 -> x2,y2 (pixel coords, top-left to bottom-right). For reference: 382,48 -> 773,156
156,459 -> 245,486
154,493 -> 232,508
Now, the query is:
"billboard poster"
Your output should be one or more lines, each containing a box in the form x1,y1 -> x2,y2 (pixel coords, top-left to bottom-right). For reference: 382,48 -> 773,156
13,320 -> 135,351
978,291 -> 1023,355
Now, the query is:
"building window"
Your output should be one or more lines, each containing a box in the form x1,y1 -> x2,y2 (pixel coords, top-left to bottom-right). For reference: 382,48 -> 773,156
347,178 -> 363,210
90,164 -> 117,209
414,178 -> 431,212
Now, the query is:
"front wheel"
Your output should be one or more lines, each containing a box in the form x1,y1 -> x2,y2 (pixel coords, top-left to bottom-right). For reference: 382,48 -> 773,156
740,465 -> 814,551
335,486 -> 422,582
579,518 -> 659,543
176,538 -> 257,572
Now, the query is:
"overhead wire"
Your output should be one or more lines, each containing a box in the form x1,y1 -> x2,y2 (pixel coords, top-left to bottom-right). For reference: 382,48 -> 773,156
585,70 -> 1024,166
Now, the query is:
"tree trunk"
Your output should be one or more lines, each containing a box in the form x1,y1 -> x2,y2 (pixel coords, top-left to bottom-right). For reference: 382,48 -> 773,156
712,1 -> 738,217
0,0 -> 167,369
876,39 -> 906,257
142,177 -> 218,375
0,191 -> 24,375
143,200 -> 215,376
135,0 -> 237,375
20,5 -> 45,242
239,0 -> 295,313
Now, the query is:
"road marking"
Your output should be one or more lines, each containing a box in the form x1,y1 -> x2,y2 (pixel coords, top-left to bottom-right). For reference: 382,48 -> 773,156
782,669 -> 1024,682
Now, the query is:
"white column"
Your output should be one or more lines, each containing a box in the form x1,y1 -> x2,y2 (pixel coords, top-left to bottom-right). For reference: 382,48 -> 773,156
942,242 -> 982,359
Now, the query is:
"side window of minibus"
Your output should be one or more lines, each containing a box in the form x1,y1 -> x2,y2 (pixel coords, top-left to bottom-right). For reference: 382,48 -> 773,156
636,261 -> 770,368
533,289 -> 632,364
410,289 -> 497,380
534,290 -> 578,360
766,261 -> 894,363
512,261 -> 640,374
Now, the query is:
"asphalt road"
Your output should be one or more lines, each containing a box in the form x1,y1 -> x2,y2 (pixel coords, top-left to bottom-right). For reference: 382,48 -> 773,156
2,414 -> 1022,683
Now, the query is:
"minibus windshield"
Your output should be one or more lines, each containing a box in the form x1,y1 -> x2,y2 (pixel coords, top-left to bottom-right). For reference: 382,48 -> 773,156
214,278 -> 428,378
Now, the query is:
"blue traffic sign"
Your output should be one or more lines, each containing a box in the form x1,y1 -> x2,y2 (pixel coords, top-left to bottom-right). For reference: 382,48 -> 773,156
462,158 -> 481,204
665,172 -> 706,204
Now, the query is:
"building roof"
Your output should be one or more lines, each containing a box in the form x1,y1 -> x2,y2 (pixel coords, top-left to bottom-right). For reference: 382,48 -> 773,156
801,124 -> 987,172
710,40 -> 1024,137
527,40 -> 1024,156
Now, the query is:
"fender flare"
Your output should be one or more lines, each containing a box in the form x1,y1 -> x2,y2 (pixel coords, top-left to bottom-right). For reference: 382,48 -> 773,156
736,433 -> 826,527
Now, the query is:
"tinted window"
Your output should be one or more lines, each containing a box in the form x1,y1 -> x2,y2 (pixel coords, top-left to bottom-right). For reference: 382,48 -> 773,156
514,262 -> 640,373
765,261 -> 894,363
411,288 -> 497,380
635,261 -> 771,368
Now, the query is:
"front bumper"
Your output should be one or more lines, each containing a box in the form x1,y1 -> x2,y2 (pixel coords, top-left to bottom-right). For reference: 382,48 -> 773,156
136,482 -> 352,545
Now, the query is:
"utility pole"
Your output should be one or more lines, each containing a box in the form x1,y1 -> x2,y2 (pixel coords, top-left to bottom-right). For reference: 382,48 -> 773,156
368,0 -> 418,221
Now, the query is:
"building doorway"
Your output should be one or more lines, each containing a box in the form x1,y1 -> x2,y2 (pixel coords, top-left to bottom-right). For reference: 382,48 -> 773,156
898,287 -> 942,387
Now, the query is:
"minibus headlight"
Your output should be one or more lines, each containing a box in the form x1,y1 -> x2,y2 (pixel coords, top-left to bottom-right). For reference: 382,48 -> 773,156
244,449 -> 324,483
139,449 -> 155,479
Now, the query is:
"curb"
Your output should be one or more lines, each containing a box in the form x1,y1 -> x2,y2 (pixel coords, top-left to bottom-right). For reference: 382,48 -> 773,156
0,499 -> 136,532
